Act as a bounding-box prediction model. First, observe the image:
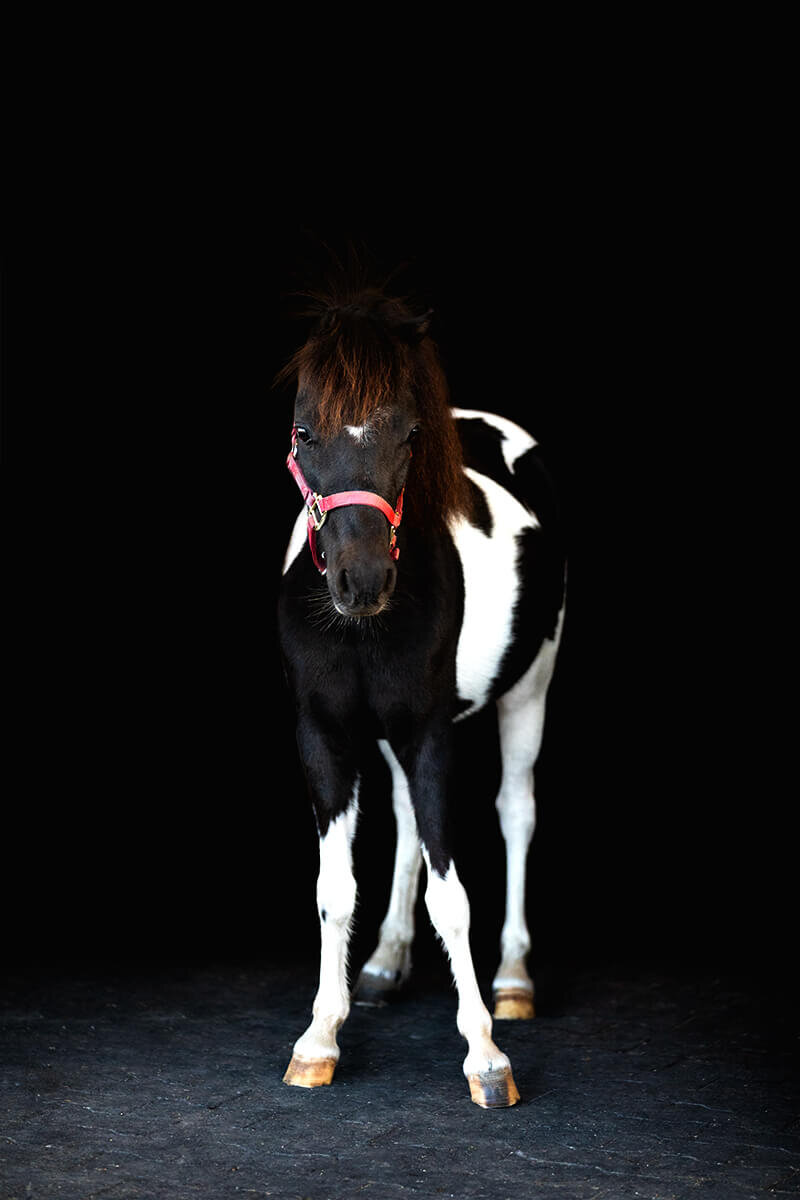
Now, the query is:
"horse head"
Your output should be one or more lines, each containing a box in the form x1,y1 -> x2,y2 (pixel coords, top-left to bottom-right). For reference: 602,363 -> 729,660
280,288 -> 468,617
290,392 -> 419,616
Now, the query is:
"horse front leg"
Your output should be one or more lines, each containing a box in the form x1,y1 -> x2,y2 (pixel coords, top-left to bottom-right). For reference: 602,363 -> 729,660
397,722 -> 520,1109
355,739 -> 422,1005
423,852 -> 520,1107
283,720 -> 359,1089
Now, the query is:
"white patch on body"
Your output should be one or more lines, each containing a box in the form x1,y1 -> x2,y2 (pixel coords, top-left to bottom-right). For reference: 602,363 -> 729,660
450,468 -> 539,720
451,407 -> 537,472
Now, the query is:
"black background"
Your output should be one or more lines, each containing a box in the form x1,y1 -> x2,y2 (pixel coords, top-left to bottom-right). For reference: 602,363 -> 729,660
6,186 -> 784,985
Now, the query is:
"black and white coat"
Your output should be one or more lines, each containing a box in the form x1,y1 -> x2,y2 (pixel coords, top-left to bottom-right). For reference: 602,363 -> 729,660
279,407 -> 566,1106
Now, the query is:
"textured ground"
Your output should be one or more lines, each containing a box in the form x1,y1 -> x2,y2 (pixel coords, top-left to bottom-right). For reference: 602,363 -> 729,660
1,960 -> 796,1199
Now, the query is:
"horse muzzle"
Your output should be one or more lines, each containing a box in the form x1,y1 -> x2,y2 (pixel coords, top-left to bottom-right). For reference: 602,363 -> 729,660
328,555 -> 398,617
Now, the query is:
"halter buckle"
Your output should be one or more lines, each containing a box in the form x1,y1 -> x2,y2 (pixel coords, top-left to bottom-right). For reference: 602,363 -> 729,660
308,494 -> 327,531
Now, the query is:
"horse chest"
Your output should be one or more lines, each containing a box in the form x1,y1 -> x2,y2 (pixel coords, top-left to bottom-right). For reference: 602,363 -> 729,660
283,465 -> 544,726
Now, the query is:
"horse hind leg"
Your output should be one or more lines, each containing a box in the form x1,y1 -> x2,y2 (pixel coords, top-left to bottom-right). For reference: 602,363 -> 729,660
492,641 -> 558,1020
354,739 -> 422,1005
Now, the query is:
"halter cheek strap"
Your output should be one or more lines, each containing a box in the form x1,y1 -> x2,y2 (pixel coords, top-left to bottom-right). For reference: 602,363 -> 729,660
286,428 -> 405,575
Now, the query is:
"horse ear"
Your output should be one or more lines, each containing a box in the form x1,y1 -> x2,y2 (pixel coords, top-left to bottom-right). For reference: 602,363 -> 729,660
316,308 -> 339,334
397,309 -> 433,342
414,309 -> 433,337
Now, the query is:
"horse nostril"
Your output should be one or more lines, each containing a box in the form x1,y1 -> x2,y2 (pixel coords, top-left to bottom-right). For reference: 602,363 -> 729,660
334,560 -> 395,614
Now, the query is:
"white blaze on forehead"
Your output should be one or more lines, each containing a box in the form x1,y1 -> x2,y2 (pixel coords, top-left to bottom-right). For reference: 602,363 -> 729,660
345,423 -> 370,443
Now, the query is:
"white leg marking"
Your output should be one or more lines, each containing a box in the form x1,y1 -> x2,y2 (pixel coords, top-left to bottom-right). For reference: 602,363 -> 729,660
493,607 -> 565,997
292,786 -> 359,1063
359,741 -> 422,988
423,850 -> 511,1078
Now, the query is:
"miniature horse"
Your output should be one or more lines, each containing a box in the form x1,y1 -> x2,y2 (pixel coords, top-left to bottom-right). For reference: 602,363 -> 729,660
277,286 -> 566,1108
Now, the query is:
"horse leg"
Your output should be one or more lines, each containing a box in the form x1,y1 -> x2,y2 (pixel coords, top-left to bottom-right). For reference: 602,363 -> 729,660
396,722 -> 520,1108
492,636 -> 560,1019
423,850 -> 520,1107
355,739 -> 422,1005
283,730 -> 360,1089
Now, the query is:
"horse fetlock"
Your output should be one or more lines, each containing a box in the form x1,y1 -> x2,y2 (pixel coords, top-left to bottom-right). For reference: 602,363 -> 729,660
495,946 -> 533,983
463,1043 -> 511,1076
293,1018 -> 344,1063
365,931 -> 412,978
309,996 -> 350,1028
354,957 -> 409,1006
499,924 -> 532,960
359,956 -> 408,987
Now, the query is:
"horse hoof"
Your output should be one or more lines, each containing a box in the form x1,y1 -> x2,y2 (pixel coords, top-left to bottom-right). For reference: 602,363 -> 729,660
283,1055 -> 337,1088
353,969 -> 400,1007
493,987 -> 535,1020
467,1065 -> 521,1108
353,981 -> 389,1008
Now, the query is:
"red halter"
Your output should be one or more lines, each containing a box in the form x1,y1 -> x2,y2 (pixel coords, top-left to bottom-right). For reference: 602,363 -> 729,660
286,428 -> 405,575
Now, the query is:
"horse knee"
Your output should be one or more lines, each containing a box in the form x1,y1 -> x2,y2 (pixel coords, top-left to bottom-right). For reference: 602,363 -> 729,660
317,870 -> 356,926
315,804 -> 358,925
424,863 -> 470,941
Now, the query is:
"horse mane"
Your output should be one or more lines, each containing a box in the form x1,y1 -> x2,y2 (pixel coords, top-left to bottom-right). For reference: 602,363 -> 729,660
276,280 -> 470,529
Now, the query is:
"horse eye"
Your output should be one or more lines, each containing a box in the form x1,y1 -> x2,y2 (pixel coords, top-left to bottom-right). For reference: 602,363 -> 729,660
407,425 -> 421,443
295,426 -> 312,444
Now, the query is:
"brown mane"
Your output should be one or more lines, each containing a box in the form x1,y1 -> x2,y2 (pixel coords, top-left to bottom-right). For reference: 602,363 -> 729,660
277,284 -> 470,528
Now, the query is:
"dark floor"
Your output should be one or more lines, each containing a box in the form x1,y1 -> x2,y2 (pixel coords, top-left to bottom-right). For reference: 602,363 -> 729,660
1,958 -> 797,1199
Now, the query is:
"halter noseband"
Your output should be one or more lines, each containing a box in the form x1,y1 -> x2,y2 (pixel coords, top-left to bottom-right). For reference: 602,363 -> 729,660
286,428 -> 405,575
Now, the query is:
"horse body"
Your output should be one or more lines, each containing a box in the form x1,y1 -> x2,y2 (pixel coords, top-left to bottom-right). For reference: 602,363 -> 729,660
277,291 -> 565,1107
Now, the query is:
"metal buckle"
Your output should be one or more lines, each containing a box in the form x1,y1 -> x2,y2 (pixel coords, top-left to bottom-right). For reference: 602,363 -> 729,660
308,494 -> 327,531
